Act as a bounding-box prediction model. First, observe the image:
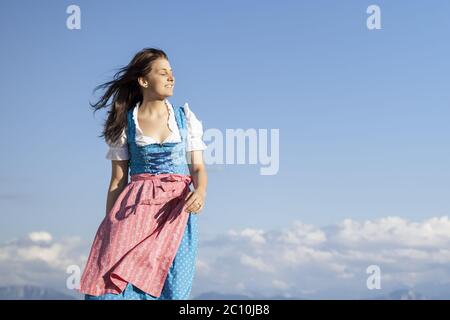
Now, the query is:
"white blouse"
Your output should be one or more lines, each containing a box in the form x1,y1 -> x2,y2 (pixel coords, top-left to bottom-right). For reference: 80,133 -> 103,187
106,99 -> 207,161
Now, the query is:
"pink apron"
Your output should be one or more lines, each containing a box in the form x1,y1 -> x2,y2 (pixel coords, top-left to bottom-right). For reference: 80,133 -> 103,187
79,173 -> 192,297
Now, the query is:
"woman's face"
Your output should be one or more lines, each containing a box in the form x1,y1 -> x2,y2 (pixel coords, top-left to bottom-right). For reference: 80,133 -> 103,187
139,58 -> 175,98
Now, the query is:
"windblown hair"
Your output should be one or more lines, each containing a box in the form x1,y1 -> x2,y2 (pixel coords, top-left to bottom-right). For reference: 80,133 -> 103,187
90,47 -> 169,144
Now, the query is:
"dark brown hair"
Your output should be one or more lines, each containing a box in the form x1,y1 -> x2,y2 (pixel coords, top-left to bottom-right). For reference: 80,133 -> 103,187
90,47 -> 169,144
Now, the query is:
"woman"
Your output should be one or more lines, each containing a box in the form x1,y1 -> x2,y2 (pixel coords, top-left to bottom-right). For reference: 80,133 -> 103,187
78,48 -> 208,300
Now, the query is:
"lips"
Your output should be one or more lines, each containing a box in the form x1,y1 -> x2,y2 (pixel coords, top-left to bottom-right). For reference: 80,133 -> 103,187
165,84 -> 174,88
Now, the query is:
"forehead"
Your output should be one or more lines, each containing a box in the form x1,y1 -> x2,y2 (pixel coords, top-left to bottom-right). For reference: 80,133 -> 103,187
152,58 -> 172,70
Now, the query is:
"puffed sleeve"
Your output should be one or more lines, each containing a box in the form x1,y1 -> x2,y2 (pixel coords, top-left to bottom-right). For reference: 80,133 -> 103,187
183,102 -> 208,152
105,127 -> 130,160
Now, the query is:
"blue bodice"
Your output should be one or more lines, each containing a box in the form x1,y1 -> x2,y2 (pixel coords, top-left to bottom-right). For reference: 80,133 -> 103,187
127,104 -> 191,176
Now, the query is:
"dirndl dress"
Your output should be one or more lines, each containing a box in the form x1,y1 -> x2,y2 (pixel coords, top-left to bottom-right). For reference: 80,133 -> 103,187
78,103 -> 199,300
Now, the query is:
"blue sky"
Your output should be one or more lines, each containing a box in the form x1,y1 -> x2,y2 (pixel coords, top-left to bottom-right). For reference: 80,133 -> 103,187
0,0 -> 449,298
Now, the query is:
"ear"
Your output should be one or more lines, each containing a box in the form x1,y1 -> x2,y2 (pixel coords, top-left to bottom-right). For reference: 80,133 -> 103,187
137,76 -> 148,88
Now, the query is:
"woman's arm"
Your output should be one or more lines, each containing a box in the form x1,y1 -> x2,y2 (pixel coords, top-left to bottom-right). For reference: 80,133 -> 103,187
182,102 -> 208,212
188,150 -> 207,193
105,160 -> 129,216
185,150 -> 208,213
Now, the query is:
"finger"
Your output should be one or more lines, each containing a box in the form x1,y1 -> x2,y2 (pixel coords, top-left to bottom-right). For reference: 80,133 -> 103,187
193,205 -> 202,215
185,195 -> 199,209
185,199 -> 198,212
188,201 -> 202,213
187,202 -> 200,213
184,191 -> 193,201
191,207 -> 200,215
186,203 -> 197,213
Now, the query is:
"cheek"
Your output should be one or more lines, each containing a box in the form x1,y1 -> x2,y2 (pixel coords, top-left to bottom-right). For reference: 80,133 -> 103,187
156,78 -> 168,86
148,78 -> 163,89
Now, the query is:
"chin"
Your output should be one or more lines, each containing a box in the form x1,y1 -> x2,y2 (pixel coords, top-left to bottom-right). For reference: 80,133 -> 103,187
160,92 -> 173,99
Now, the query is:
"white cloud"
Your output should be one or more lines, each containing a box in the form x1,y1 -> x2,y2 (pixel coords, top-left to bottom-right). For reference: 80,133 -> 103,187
196,258 -> 211,274
17,244 -> 63,266
334,216 -> 450,248
28,232 -> 52,243
228,228 -> 266,244
0,231 -> 87,295
240,254 -> 275,273
277,221 -> 326,246
195,215 -> 450,298
3,216 -> 450,299
272,279 -> 289,290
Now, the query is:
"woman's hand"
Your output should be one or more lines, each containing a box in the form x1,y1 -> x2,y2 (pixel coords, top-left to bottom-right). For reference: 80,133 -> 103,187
184,188 -> 206,214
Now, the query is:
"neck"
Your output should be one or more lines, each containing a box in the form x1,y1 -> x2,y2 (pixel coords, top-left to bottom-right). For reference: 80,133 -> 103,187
139,98 -> 168,117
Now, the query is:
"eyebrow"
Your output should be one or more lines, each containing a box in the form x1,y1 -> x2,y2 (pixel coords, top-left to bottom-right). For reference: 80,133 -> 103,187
159,68 -> 173,71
